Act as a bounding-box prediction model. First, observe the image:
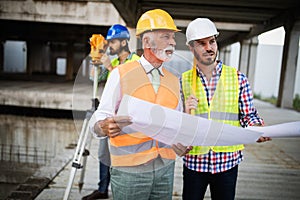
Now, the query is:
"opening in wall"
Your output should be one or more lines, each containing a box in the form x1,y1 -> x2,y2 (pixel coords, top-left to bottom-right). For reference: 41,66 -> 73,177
3,40 -> 27,73
56,57 -> 66,75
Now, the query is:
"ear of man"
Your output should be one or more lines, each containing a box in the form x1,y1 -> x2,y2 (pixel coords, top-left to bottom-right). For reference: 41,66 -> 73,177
121,39 -> 127,47
142,35 -> 151,48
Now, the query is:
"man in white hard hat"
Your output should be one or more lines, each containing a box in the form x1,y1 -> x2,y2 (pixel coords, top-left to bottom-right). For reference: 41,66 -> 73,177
180,18 -> 271,200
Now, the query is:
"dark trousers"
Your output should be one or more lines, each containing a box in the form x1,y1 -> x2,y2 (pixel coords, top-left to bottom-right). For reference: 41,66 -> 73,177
98,138 -> 111,193
98,161 -> 110,193
182,165 -> 238,200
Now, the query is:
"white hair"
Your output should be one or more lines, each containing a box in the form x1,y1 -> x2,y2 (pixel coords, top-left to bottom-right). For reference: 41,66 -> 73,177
142,31 -> 156,49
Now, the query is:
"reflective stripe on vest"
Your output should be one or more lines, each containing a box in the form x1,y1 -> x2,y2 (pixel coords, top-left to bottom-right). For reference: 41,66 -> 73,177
109,61 -> 179,166
182,64 -> 244,155
196,112 -> 239,121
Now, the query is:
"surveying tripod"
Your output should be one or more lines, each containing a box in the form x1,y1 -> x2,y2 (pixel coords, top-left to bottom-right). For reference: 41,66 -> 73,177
63,63 -> 102,200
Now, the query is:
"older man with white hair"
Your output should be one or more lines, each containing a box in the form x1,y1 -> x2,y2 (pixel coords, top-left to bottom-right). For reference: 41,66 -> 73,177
90,9 -> 191,200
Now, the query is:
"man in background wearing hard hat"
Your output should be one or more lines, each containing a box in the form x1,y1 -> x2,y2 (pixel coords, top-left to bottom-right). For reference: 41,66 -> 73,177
82,24 -> 140,200
100,24 -> 140,76
181,18 -> 271,200
89,9 -> 191,200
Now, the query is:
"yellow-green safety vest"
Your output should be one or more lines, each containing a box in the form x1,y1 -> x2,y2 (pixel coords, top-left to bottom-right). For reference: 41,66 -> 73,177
181,64 -> 244,155
108,53 -> 140,78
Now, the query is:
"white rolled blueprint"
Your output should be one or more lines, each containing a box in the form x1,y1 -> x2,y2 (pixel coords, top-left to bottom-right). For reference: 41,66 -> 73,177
117,95 -> 264,146
247,121 -> 300,138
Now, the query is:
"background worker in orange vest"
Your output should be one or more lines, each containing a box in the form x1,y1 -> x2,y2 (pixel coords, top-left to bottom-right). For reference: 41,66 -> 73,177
181,18 -> 271,200
83,24 -> 140,200
89,9 -> 191,200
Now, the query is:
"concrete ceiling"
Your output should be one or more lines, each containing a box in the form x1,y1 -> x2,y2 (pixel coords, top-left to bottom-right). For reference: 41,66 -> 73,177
110,0 -> 300,48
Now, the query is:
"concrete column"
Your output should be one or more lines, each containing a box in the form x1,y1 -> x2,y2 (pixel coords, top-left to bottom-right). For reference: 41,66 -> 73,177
239,39 -> 250,75
0,41 -> 3,72
66,42 -> 74,80
27,41 -> 41,74
219,46 -> 231,64
238,37 -> 258,88
128,27 -> 138,53
127,27 -> 144,56
26,40 -> 33,75
277,21 -> 300,108
26,41 -> 51,75
247,37 -> 258,89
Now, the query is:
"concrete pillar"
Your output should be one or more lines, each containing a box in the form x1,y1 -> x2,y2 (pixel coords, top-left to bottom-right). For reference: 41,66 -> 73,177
26,41 -> 51,75
277,21 -> 300,108
0,41 -> 3,72
128,27 -> 138,53
27,41 -> 42,74
239,40 -> 250,75
219,46 -> 231,64
247,37 -> 258,89
238,37 -> 258,88
66,42 -> 74,80
26,40 -> 33,75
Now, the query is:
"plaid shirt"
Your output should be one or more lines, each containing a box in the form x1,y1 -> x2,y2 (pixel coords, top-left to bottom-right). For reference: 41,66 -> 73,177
181,61 -> 264,174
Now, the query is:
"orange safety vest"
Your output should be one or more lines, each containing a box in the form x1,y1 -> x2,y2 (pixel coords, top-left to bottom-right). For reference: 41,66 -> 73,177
109,61 -> 180,166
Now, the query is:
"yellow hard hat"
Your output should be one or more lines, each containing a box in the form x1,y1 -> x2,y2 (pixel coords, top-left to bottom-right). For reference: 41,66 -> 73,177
136,9 -> 180,36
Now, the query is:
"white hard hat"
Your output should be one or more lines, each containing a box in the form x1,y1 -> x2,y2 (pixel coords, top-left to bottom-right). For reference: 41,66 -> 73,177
186,18 -> 219,45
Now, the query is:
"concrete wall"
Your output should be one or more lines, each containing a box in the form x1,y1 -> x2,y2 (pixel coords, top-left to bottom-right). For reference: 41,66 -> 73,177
0,115 -> 78,165
0,115 -> 80,199
0,0 -> 124,26
254,44 -> 300,98
0,1 -> 142,77
229,43 -> 300,99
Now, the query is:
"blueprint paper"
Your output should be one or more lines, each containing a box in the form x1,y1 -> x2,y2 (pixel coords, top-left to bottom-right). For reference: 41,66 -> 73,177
117,95 -> 263,146
247,121 -> 300,138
